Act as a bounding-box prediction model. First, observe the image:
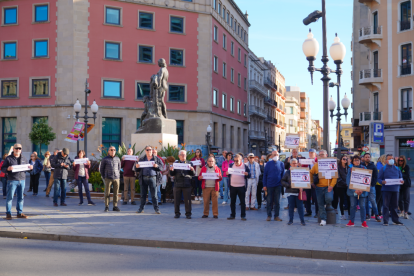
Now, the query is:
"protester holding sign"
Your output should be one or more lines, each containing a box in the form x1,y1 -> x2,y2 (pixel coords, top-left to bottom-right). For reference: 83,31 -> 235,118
363,153 -> 380,221
191,149 -> 205,201
334,157 -> 350,220
263,151 -> 285,222
52,148 -> 72,207
227,154 -> 250,221
199,156 -> 222,218
2,144 -> 32,220
281,158 -> 306,226
221,152 -> 234,205
378,154 -> 404,226
121,148 -> 137,205
73,150 -> 95,206
345,156 -> 369,228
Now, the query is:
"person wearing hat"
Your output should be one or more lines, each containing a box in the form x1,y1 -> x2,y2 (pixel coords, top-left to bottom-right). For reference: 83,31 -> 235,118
245,153 -> 261,210
51,148 -> 72,206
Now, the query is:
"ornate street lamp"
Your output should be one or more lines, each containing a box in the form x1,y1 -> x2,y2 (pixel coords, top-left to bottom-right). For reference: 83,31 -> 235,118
74,80 -> 99,157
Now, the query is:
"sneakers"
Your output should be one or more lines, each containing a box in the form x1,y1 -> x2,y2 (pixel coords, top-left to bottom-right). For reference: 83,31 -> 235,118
274,217 -> 282,221
340,215 -> 347,220
17,214 -> 28,219
371,216 -> 376,219
104,207 -> 109,212
113,207 -> 120,212
404,213 -> 409,219
78,203 -> 83,206
174,214 -> 180,218
287,221 -> 293,225
366,215 -> 370,220
222,201 -> 227,205
5,214 -> 12,220
202,215 -> 208,218
356,205 -> 360,210
155,209 -> 161,214
320,220 -> 326,226
383,223 -> 388,226
393,221 -> 404,226
375,216 -> 382,222
88,202 -> 96,206
137,209 -> 144,213
346,220 -> 354,227
186,216 -> 191,219
362,221 -> 369,228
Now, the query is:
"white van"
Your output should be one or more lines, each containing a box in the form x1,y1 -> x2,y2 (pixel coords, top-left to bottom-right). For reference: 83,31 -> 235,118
279,152 -> 310,163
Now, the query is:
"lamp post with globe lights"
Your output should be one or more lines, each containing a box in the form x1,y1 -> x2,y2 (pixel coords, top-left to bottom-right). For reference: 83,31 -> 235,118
73,79 -> 99,157
302,0 -> 346,155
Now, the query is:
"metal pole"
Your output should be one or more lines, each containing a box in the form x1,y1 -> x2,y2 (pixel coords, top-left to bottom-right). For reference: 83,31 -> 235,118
336,69 -> 342,162
84,89 -> 88,157
321,0 -> 331,156
75,111 -> 79,154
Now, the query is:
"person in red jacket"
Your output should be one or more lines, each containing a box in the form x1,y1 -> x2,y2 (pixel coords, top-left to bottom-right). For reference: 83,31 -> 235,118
1,154 -> 7,199
199,156 -> 222,218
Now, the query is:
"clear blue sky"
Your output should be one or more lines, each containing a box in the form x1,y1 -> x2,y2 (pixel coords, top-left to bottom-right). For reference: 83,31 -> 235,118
236,0 -> 353,149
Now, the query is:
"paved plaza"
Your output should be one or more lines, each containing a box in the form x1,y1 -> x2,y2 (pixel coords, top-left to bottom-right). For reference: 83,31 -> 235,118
1,177 -> 414,261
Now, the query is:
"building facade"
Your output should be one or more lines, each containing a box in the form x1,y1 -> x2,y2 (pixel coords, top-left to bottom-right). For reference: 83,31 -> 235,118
285,96 -> 300,151
352,0 -> 414,171
0,0 -> 250,158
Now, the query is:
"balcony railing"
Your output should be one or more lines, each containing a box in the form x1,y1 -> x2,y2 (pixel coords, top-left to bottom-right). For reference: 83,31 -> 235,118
359,111 -> 382,125
265,116 -> 277,125
401,64 -> 412,76
264,78 -> 277,91
264,97 -> 277,107
401,110 -> 412,121
360,26 -> 382,36
249,105 -> 267,118
249,130 -> 266,140
400,20 -> 411,31
249,80 -> 267,97
359,68 -> 383,86
358,26 -> 382,46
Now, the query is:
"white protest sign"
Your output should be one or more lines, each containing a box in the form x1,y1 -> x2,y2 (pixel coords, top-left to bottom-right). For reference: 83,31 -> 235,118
123,155 -> 138,161
299,159 -> 314,165
285,135 -> 300,149
138,161 -> 155,168
290,168 -> 311,189
74,158 -> 89,165
173,163 -> 191,170
192,160 -> 202,166
12,164 -> 31,172
202,173 -> 219,179
385,178 -> 403,185
325,171 -> 332,179
318,158 -> 338,179
349,167 -> 372,191
228,168 -> 245,175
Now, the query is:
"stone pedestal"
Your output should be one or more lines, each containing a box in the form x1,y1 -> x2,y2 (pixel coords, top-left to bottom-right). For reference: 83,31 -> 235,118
135,118 -> 176,134
131,133 -> 178,153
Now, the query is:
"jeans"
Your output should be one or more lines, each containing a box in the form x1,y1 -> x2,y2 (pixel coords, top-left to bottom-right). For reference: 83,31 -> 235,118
399,186 -> 410,212
305,186 -> 318,214
222,177 -> 230,202
140,176 -> 158,210
350,196 -> 366,223
382,191 -> 400,224
333,187 -> 349,216
365,186 -> 379,216
53,179 -> 67,204
44,171 -> 51,191
77,176 -> 92,204
230,186 -> 246,218
315,186 -> 333,221
266,186 -> 281,218
148,184 -> 161,203
6,180 -> 25,215
288,195 -> 305,223
193,177 -> 202,197
1,177 -> 7,197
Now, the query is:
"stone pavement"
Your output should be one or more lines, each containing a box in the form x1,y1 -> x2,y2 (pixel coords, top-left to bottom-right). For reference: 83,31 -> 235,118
1,178 -> 414,261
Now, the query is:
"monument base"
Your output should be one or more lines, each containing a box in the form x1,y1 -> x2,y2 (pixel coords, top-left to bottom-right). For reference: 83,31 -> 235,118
131,133 -> 178,154
135,117 -> 176,134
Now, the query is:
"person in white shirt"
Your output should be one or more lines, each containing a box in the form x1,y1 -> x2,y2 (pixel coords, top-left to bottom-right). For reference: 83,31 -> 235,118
245,153 -> 261,210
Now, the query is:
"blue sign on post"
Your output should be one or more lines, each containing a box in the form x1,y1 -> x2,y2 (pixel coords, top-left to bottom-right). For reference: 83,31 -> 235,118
371,123 -> 384,143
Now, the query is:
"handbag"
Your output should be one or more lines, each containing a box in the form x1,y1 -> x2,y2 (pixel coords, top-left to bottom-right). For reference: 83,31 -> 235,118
298,189 -> 307,201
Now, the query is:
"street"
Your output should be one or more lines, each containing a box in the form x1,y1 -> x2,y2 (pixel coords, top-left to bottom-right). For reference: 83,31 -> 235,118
1,237 -> 413,276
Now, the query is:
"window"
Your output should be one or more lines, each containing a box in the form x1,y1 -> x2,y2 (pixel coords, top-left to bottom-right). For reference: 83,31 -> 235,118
223,34 -> 226,49
214,0 -> 217,10
238,73 -> 241,86
136,83 -> 150,99
105,7 -> 120,25
2,117 -> 16,156
176,120 -> 184,144
222,62 -> 226,77
214,26 -> 218,41
237,24 -> 240,35
170,49 -> 184,66
401,43 -> 412,75
243,103 -> 247,116
35,4 -> 49,23
373,92 -> 379,117
289,119 -> 293,126
401,1 -> 411,31
3,42 -> 16,59
169,85 -> 185,102
103,80 -> 122,98
32,117 -> 48,157
1,80 -> 17,98
230,97 -> 234,112
230,17 -> 233,28
102,118 -> 121,150
244,54 -> 247,66
222,124 -> 226,148
138,45 -> 153,63
34,40 -> 48,58
231,68 -> 234,82
401,88 -> 412,120
32,79 -> 49,97
230,126 -> 234,149
231,41 -> 234,55
3,7 -> 17,25
244,78 -> 247,90
290,107 -> 293,114
139,12 -> 153,29
170,16 -> 184,33
218,2 -> 221,15
373,11 -> 378,34
222,7 -> 226,19
214,56 -> 218,72
136,118 -> 141,129
344,130 -> 350,136
105,42 -> 120,60
222,93 -> 226,109
237,101 -> 241,114
226,12 -> 229,23
238,48 -> 241,61
234,20 -> 237,31
213,89 -> 218,106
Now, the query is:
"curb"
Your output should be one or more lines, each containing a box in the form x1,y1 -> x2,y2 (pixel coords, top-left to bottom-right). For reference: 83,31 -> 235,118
1,231 -> 413,262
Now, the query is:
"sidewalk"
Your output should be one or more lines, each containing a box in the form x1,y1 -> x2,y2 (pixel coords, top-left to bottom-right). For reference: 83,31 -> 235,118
1,178 -> 414,262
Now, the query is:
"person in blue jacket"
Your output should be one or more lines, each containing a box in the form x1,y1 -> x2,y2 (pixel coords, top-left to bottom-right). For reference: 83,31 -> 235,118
29,153 -> 43,196
346,155 -> 369,228
263,151 -> 285,222
378,154 -> 404,226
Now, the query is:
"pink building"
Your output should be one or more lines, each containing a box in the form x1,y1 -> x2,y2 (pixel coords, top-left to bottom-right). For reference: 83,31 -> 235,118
0,0 -> 250,158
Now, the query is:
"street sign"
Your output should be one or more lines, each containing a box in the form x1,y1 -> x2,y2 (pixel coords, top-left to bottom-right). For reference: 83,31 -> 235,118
371,122 -> 384,143
362,146 -> 369,152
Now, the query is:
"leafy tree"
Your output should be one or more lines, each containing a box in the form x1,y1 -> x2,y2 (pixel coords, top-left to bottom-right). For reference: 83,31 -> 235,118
28,118 -> 56,157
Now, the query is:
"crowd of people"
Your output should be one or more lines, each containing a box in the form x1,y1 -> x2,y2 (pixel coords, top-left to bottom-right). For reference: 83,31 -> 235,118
0,143 -> 411,227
